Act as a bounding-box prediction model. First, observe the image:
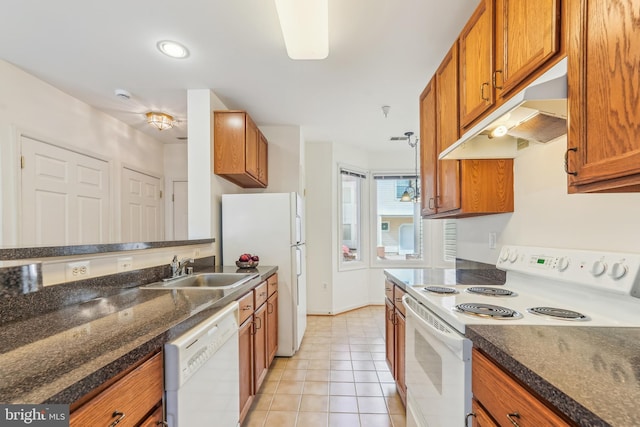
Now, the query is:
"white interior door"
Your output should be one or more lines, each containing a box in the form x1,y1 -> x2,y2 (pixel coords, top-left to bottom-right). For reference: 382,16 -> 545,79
172,180 -> 188,240
21,136 -> 110,246
121,167 -> 163,242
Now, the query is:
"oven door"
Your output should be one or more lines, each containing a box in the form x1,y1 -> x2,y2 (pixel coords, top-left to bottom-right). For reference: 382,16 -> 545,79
403,294 -> 472,427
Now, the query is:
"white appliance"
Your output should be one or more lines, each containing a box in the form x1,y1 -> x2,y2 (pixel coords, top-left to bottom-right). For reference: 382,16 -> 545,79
164,302 -> 239,427
398,245 -> 640,427
222,192 -> 306,356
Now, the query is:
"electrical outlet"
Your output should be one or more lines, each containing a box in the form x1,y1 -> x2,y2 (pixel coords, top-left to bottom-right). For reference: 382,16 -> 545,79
489,232 -> 497,249
117,257 -> 133,272
194,248 -> 201,258
322,283 -> 328,291
66,261 -> 90,280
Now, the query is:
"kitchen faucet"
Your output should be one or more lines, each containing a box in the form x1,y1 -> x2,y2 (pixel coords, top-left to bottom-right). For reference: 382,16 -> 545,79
170,255 -> 194,278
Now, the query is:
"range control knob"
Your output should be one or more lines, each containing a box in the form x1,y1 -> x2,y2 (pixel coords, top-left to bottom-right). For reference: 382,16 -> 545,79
499,249 -> 510,262
608,262 -> 628,280
557,257 -> 570,272
508,250 -> 519,263
591,260 -> 607,277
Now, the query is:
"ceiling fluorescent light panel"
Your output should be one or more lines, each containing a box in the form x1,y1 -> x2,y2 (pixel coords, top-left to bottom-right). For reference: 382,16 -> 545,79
275,0 -> 329,60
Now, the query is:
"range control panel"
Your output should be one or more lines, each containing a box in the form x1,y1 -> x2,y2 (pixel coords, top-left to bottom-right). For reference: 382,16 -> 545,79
497,245 -> 640,297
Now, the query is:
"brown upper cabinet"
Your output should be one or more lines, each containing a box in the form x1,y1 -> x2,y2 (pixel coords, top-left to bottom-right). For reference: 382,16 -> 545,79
566,0 -> 640,193
459,0 -> 563,131
420,43 -> 514,219
213,110 -> 268,188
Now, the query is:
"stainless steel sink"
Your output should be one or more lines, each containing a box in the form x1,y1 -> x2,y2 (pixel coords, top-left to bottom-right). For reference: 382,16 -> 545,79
141,272 -> 259,290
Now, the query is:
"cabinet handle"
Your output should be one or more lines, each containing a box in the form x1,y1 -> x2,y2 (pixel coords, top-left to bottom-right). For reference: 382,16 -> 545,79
493,70 -> 503,89
481,82 -> 490,101
465,412 -> 476,427
506,412 -> 521,427
267,301 -> 274,314
255,316 -> 262,330
260,291 -> 267,297
251,321 -> 257,335
428,197 -> 435,210
392,311 -> 398,325
156,422 -> 168,426
109,411 -> 125,427
564,147 -> 578,176
242,304 -> 253,311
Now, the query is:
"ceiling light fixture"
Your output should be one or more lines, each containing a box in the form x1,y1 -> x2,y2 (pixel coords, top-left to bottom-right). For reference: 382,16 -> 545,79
146,112 -> 174,131
274,0 -> 329,60
156,40 -> 190,59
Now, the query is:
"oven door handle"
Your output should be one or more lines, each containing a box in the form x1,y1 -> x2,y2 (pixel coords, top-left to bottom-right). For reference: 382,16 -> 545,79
402,294 -> 468,356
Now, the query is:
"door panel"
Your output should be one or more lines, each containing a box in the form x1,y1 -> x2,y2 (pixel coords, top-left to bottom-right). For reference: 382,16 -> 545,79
122,167 -> 163,242
21,136 -> 110,246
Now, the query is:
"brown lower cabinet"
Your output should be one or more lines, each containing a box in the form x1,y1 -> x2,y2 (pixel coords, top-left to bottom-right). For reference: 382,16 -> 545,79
384,281 -> 406,406
471,349 -> 572,427
238,274 -> 279,425
70,351 -> 164,427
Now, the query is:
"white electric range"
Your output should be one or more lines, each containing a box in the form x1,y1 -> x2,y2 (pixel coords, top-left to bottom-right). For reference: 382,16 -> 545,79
397,245 -> 640,427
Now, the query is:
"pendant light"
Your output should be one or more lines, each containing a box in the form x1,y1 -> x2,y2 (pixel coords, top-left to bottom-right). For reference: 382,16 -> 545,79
400,131 -> 420,202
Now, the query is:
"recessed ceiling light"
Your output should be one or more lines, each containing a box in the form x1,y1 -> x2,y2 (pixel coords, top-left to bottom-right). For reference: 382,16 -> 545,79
156,40 -> 190,59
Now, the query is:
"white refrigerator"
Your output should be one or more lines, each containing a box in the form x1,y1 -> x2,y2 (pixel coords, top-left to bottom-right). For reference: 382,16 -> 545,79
222,192 -> 307,356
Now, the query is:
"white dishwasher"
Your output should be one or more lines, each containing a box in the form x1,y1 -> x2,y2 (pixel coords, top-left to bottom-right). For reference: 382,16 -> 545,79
164,301 -> 239,427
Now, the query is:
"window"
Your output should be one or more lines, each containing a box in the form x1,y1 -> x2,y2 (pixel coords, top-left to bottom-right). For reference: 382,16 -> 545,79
340,167 -> 366,264
373,174 -> 422,262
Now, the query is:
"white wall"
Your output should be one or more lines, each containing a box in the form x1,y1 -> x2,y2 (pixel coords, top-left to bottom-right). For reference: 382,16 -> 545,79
163,143 -> 188,239
0,60 -> 165,246
456,136 -> 640,263
305,142 -> 334,313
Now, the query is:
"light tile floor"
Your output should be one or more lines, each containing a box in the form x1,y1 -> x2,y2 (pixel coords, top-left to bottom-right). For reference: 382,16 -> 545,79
242,305 -> 406,427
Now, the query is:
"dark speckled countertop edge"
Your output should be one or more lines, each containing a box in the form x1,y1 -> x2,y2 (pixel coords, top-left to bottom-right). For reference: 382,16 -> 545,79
467,327 -> 609,427
0,238 -> 215,260
20,265 -> 278,405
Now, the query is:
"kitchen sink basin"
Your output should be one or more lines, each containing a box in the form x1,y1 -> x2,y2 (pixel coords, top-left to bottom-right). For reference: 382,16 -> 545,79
141,272 -> 259,290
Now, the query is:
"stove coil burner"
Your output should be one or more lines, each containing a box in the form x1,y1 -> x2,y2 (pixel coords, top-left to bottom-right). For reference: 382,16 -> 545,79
423,286 -> 458,295
465,287 -> 517,297
455,303 -> 522,319
527,307 -> 589,321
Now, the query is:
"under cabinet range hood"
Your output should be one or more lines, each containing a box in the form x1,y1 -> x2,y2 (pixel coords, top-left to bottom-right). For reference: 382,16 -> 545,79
440,58 -> 568,160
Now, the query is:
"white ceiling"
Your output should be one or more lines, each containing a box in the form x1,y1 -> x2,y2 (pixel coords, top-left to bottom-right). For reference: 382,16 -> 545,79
0,0 -> 477,151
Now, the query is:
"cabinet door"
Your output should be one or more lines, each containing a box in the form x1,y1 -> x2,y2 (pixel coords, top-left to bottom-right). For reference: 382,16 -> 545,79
473,349 -> 571,426
419,78 -> 438,216
567,0 -> 640,193
70,353 -> 163,427
459,0 -> 494,129
470,399 -> 498,427
245,116 -> 259,179
213,111 -> 247,175
384,299 -> 395,374
394,310 -> 406,406
495,0 -> 561,97
266,291 -> 278,366
435,43 -> 461,213
138,405 -> 164,427
253,303 -> 268,393
258,133 -> 268,185
238,318 -> 254,424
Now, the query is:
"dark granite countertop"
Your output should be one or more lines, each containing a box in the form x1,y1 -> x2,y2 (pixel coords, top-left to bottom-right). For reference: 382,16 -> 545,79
384,263 -> 506,292
0,238 -> 215,260
0,265 -> 277,405
468,325 -> 640,427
